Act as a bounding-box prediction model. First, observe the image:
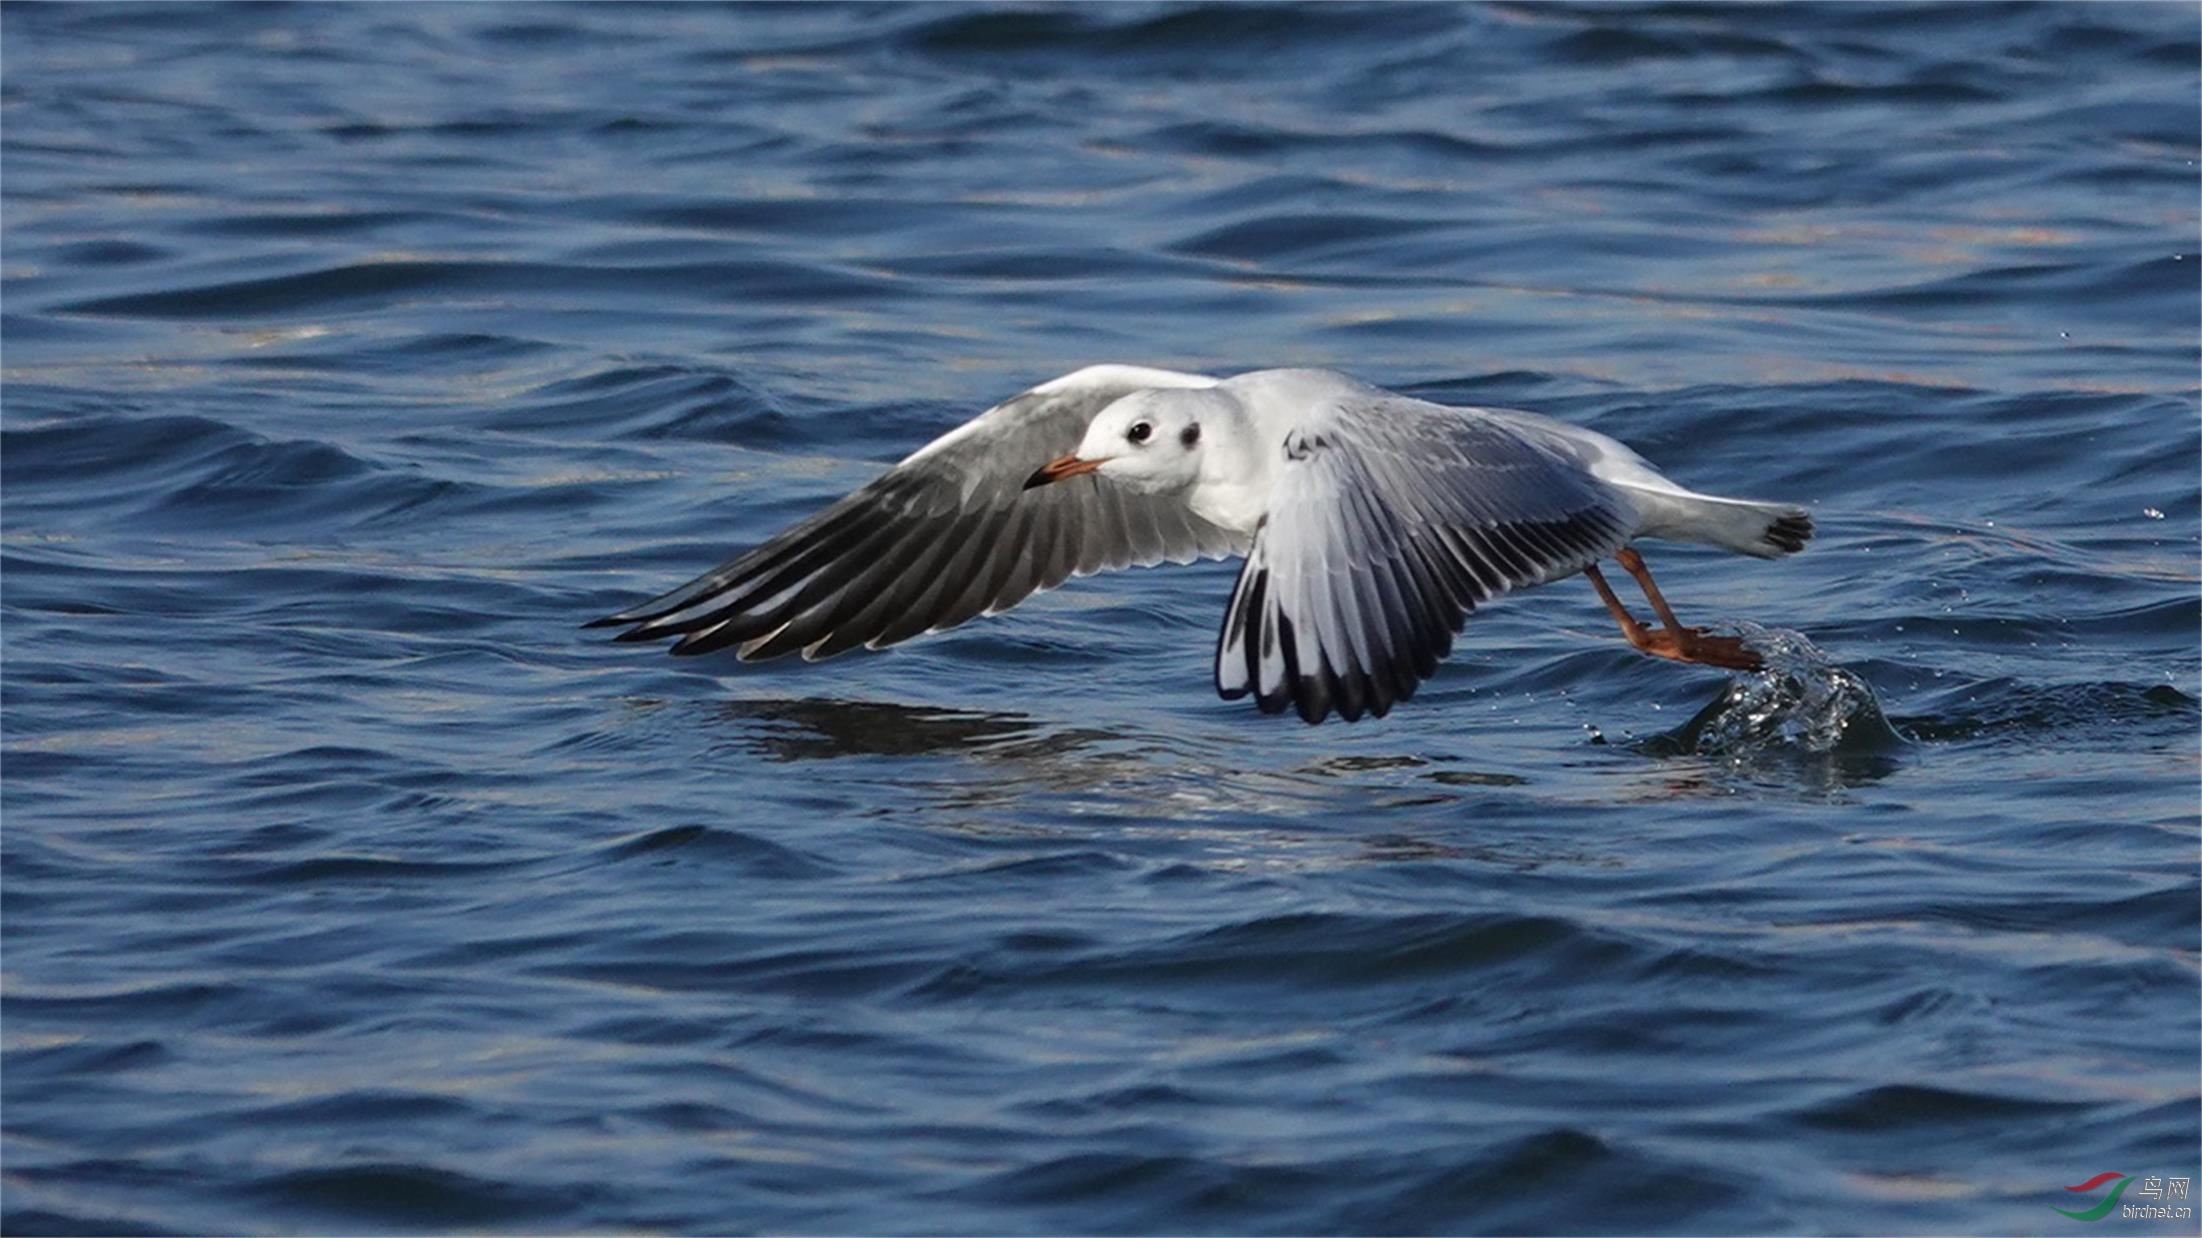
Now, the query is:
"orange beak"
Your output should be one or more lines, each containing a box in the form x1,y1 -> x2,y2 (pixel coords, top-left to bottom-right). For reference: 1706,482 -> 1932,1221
1023,454 -> 1101,490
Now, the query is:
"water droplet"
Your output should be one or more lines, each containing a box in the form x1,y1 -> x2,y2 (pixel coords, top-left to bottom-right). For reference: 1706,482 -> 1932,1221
1663,624 -> 1901,760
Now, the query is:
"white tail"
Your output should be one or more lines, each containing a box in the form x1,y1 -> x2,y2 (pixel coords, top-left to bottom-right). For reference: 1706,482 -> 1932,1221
1619,486 -> 1813,559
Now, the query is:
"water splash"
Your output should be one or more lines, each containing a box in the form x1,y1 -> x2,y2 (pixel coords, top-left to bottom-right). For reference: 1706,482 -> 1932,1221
1644,624 -> 1906,770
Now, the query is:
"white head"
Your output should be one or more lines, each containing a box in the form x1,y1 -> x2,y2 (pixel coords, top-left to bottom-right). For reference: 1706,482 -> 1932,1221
1024,389 -> 1216,495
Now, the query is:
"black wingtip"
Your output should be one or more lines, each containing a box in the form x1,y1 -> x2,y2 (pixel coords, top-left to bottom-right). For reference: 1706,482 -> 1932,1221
1762,511 -> 1815,555
1294,677 -> 1331,725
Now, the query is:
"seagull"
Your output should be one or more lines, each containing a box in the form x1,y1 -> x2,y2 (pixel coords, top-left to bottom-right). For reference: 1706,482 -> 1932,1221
590,366 -> 1812,724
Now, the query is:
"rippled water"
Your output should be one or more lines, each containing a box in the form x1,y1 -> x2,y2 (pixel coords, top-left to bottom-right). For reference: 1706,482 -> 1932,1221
5,4 -> 2198,1234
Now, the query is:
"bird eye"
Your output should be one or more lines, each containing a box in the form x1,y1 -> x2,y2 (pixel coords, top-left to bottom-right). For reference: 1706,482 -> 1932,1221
1127,421 -> 1153,444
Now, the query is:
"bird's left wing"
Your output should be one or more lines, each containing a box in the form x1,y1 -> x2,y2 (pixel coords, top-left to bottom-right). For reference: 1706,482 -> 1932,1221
591,366 -> 1247,661
1215,393 -> 1635,723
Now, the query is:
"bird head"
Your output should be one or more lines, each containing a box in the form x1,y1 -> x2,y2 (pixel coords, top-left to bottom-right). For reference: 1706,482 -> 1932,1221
1025,390 -> 1212,495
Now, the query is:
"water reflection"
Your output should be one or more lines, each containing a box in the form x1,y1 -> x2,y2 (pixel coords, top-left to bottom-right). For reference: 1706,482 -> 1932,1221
711,696 -> 1063,761
700,694 -> 1146,813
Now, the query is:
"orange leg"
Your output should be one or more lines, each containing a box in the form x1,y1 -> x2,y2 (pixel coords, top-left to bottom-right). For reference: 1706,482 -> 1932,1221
1584,564 -> 1661,650
1587,549 -> 1762,671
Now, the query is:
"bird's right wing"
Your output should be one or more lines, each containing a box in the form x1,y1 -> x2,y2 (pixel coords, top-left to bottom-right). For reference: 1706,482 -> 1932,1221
591,366 -> 1249,661
1215,393 -> 1636,723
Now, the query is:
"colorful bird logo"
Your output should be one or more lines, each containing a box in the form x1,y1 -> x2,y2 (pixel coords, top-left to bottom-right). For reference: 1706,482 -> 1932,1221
2055,1172 -> 2132,1220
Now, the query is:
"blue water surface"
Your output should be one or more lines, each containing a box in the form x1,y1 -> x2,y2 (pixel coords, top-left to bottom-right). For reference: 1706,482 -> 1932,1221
4,3 -> 2198,1234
